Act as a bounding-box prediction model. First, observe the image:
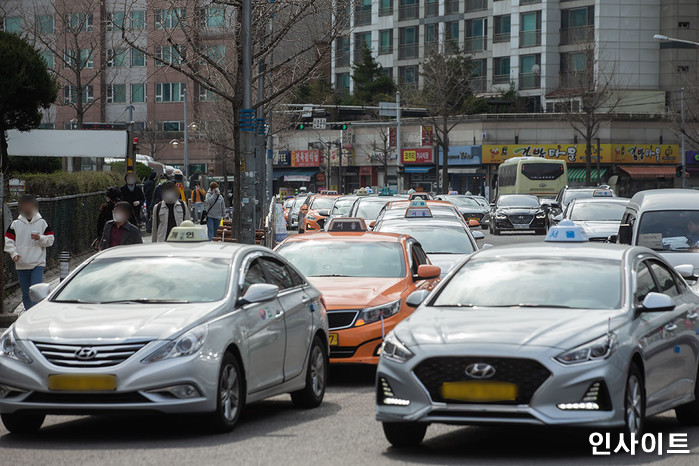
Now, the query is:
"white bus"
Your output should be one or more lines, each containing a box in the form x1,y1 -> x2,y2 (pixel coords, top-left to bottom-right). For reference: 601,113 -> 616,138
496,157 -> 568,197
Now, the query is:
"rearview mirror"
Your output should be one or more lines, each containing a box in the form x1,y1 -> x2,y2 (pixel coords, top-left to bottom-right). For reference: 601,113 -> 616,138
238,283 -> 279,305
29,283 -> 51,303
639,292 -> 675,312
416,264 -> 441,280
674,264 -> 695,279
472,231 -> 485,240
406,289 -> 430,308
618,224 -> 632,245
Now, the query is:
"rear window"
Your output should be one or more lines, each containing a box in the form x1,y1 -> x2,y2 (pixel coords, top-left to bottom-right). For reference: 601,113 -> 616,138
521,163 -> 565,180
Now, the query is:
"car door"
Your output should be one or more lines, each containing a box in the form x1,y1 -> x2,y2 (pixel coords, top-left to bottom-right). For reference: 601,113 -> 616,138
407,240 -> 437,292
239,256 -> 286,392
260,256 -> 314,381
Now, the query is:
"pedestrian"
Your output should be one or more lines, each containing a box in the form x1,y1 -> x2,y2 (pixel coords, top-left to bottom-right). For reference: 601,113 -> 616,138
120,172 -> 145,226
4,194 -> 55,310
97,186 -> 121,238
204,182 -> 226,241
190,182 -> 207,222
143,172 -> 157,233
151,174 -> 168,208
99,202 -> 143,250
152,182 -> 190,242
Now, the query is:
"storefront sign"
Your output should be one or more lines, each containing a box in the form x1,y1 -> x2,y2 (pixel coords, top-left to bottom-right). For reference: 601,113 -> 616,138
439,145 -> 482,165
687,150 -> 699,164
9,178 -> 25,196
291,150 -> 320,167
359,166 -> 372,176
401,147 -> 433,164
421,126 -> 434,146
482,144 -> 679,164
329,148 -> 355,167
274,150 -> 291,166
389,128 -> 397,148
284,175 -> 311,182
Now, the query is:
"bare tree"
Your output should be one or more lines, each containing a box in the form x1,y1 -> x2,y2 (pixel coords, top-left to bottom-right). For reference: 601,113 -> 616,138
137,121 -> 170,159
667,72 -> 699,150
367,127 -> 392,187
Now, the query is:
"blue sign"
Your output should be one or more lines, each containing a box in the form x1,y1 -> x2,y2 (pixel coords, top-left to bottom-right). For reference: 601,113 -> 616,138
274,150 -> 291,167
439,145 -> 482,165
686,150 -> 699,165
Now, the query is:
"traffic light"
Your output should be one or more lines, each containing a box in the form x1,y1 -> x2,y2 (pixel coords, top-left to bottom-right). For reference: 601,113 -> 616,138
296,123 -> 307,130
132,137 -> 139,154
330,123 -> 348,130
677,165 -> 684,178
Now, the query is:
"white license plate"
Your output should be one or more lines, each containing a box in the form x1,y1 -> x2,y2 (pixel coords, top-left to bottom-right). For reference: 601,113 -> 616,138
513,224 -> 530,229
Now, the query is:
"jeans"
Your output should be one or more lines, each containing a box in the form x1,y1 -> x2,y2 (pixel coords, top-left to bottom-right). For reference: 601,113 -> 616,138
207,217 -> 221,241
17,266 -> 45,310
193,202 -> 204,222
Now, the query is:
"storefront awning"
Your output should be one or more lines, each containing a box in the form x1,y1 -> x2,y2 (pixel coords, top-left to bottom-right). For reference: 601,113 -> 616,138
619,166 -> 675,179
404,166 -> 434,174
449,167 -> 485,174
272,168 -> 319,181
568,167 -> 608,183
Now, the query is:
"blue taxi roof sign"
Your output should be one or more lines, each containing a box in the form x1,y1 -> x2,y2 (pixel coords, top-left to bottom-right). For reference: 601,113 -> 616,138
166,220 -> 209,242
327,217 -> 368,232
545,219 -> 588,243
448,190 -> 459,195
405,206 -> 433,218
592,188 -> 614,197
408,199 -> 427,207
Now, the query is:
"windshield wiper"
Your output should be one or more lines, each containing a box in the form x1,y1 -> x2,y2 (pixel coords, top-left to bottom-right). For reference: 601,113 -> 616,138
501,304 -> 573,309
433,303 -> 475,308
312,274 -> 350,277
98,299 -> 190,304
53,299 -> 99,304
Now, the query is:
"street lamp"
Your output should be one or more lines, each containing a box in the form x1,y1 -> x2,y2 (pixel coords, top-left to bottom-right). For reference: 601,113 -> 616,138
653,34 -> 699,47
170,139 -> 180,149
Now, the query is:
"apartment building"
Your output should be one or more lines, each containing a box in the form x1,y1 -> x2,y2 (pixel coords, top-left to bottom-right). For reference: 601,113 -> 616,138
332,0 -> 698,111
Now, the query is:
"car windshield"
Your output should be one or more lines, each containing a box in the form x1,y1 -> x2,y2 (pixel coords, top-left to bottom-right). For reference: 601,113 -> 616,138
379,225 -> 475,254
433,258 -> 622,309
470,197 -> 489,207
311,197 -> 336,210
498,195 -> 539,208
383,205 -> 460,220
332,198 -> 356,216
446,197 -> 481,208
53,257 -> 230,303
291,197 -> 307,211
637,210 -> 699,251
278,241 -> 405,278
562,190 -> 595,207
354,199 -> 390,220
283,199 -> 293,208
569,202 -> 627,222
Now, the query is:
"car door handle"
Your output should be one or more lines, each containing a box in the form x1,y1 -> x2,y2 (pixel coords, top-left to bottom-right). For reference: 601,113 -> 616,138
687,312 -> 698,320
275,311 -> 284,320
664,323 -> 678,332
302,297 -> 312,304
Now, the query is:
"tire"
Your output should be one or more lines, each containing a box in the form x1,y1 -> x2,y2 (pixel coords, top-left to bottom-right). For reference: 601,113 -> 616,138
382,422 -> 427,447
535,229 -> 546,235
208,352 -> 245,433
492,226 -> 500,236
291,336 -> 327,409
481,224 -> 488,230
624,363 -> 646,437
675,366 -> 699,426
1,412 -> 45,434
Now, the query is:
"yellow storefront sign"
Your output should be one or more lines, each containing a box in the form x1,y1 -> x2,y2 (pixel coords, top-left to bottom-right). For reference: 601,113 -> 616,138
482,144 -> 679,165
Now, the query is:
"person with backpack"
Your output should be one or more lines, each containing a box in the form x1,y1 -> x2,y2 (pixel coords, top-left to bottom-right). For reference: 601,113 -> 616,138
152,182 -> 190,242
99,202 -> 143,250
190,182 -> 207,223
203,182 -> 226,241
4,194 -> 55,310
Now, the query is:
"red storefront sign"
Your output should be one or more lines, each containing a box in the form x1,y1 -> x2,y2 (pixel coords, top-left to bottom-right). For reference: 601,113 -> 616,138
291,150 -> 321,167
359,166 -> 372,176
400,147 -> 433,164
421,126 -> 434,146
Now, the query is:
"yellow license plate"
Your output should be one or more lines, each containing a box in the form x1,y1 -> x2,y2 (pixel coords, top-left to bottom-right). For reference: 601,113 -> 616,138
328,333 -> 339,346
48,374 -> 117,391
441,381 -> 517,402
468,217 -> 479,221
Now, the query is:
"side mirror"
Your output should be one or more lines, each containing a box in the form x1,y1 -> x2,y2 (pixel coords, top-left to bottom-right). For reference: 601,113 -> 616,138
607,234 -> 618,244
481,243 -> 494,250
369,220 -> 376,229
29,283 -> 52,303
416,264 -> 441,280
553,214 -> 564,222
238,283 -> 279,305
406,289 -> 430,308
468,219 -> 480,228
317,209 -> 330,217
618,224 -> 632,245
489,202 -> 496,208
674,264 -> 695,279
639,292 -> 675,312
472,231 -> 485,240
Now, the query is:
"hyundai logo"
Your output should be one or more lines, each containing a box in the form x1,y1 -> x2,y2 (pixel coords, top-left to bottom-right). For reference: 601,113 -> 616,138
75,347 -> 97,360
465,363 -> 496,379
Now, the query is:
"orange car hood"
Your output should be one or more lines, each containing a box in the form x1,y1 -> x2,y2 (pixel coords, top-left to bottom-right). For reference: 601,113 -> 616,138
307,276 -> 405,309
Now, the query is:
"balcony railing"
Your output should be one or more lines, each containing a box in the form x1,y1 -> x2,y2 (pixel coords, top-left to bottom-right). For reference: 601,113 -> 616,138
424,2 -> 438,17
466,0 -> 487,12
379,44 -> 393,55
464,36 -> 487,52
354,6 -> 372,27
520,30 -> 541,47
493,73 -> 511,84
560,25 -> 594,45
398,43 -> 418,60
560,71 -> 591,88
444,39 -> 460,55
398,4 -> 418,21
471,76 -> 487,93
519,73 -> 541,90
379,4 -> 392,16
494,32 -> 511,43
520,0 -> 542,4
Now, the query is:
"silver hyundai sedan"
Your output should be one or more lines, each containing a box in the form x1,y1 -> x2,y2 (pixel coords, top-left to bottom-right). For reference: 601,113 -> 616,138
0,242 -> 328,434
376,224 -> 699,447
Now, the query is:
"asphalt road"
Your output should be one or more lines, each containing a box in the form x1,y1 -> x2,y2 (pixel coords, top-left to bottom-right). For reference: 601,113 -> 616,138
1,232 -> 698,465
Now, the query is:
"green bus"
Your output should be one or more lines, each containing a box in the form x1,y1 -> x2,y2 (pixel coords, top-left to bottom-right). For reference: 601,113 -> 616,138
496,157 -> 568,198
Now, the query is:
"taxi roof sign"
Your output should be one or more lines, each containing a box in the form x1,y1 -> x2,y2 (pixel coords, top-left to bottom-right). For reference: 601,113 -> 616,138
448,190 -> 459,195
166,220 -> 209,242
327,217 -> 368,232
545,219 -> 588,243
356,188 -> 370,196
593,189 -> 614,197
409,192 -> 431,201
408,199 -> 427,207
405,206 -> 433,218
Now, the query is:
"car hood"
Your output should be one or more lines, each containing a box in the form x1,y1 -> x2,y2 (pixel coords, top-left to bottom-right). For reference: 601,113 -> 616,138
14,302 -> 217,342
574,221 -> 621,238
496,207 -> 540,215
307,277 -> 405,309
657,250 -> 699,270
426,253 -> 469,277
395,307 -> 620,350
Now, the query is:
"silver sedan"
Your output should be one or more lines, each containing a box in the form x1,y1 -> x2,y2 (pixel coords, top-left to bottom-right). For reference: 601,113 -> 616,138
0,242 -> 328,434
376,239 -> 699,447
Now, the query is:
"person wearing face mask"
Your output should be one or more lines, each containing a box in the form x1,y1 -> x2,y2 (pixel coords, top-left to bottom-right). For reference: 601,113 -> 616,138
4,194 -> 55,310
120,172 -> 145,226
99,202 -> 143,250
203,182 -> 226,240
152,182 -> 190,242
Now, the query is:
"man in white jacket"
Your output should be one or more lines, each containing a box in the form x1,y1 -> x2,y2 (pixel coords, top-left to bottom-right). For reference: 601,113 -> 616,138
4,195 -> 55,309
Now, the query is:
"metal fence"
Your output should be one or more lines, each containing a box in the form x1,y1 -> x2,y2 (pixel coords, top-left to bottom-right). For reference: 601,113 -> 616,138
3,191 -> 104,290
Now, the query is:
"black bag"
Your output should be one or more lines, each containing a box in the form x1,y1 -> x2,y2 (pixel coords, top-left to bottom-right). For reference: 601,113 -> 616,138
200,194 -> 219,225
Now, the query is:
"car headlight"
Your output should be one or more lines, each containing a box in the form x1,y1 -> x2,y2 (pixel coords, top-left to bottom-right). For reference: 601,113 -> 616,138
380,332 -> 414,363
355,300 -> 401,326
535,212 -> 546,218
142,324 -> 208,363
555,333 -> 617,365
0,327 -> 33,364
495,214 -> 507,220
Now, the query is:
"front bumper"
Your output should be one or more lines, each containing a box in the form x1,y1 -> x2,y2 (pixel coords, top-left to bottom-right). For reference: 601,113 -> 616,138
329,315 -> 405,365
0,340 -> 220,415
375,343 -> 626,428
493,216 -> 546,231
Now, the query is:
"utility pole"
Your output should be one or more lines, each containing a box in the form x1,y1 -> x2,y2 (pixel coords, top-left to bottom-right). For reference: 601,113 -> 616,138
338,130 -> 343,193
596,137 -> 601,184
681,87 -> 687,189
396,91 -> 402,191
240,0 -> 255,244
183,86 -> 189,180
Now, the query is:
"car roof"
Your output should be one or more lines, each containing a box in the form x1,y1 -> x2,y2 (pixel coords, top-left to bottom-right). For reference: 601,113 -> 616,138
93,241 -> 257,260
280,231 -> 405,243
385,200 -> 455,209
377,218 -> 467,229
472,242 -> 632,261
628,189 -> 699,211
570,198 -> 629,205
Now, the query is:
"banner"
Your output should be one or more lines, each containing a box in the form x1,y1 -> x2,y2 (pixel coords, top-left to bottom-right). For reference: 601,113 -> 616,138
482,144 -> 679,165
401,147 -> 433,164
291,150 -> 320,167
421,126 -> 434,146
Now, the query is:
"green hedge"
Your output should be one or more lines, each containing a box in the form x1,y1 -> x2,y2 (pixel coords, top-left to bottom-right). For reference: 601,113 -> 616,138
20,171 -> 123,198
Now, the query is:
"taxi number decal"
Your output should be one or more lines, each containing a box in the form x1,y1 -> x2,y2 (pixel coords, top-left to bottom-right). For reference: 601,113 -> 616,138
328,333 -> 339,346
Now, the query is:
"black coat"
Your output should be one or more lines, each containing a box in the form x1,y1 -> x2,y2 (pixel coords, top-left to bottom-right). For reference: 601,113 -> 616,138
120,184 -> 145,224
99,220 -> 143,250
143,179 -> 155,211
97,201 -> 115,237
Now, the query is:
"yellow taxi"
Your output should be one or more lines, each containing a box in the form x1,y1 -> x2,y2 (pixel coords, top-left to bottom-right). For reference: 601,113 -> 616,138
276,218 -> 441,365
300,194 -> 342,233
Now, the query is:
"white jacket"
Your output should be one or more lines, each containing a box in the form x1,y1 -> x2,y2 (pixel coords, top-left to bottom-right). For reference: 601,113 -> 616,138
4,213 -> 55,270
152,200 -> 190,242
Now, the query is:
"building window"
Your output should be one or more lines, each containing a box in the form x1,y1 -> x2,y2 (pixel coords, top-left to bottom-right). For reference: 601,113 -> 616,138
40,50 -> 55,69
465,18 -> 487,52
379,30 -> 393,55
560,51 -> 588,87
66,13 -> 93,32
561,6 -> 594,44
425,0 -> 438,17
335,36 -> 350,67
155,82 -> 186,102
155,8 -> 185,30
465,0 -> 487,12
107,49 -> 127,68
131,48 -> 145,67
354,32 -> 372,61
398,65 -> 418,88
201,44 -> 226,65
36,15 -> 54,34
161,121 -> 184,132
107,84 -> 126,103
355,0 -> 372,27
107,11 -> 125,31
198,85 -> 218,102
519,54 -> 541,90
130,10 -> 146,30
398,0 -> 418,21
3,17 -> 22,34
398,26 -> 418,60
446,22 -> 460,53
493,57 -> 511,84
155,45 -> 185,66
63,85 -> 93,104
679,21 -> 690,29
425,23 -> 438,54
379,0 -> 393,17
39,123 -> 55,129
64,49 -> 93,69
202,7 -> 225,28
494,15 -> 511,43
520,11 -> 542,47
678,65 -> 690,73
471,59 -> 486,92
131,83 -> 146,103
445,0 -> 460,15
382,67 -> 393,80
336,72 -> 350,96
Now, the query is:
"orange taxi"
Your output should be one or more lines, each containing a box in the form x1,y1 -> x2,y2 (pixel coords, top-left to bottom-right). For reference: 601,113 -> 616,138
276,218 -> 440,364
299,194 -> 342,233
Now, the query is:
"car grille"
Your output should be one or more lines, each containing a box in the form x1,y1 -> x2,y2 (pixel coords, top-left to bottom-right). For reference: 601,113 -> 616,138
25,392 -> 150,404
33,341 -> 151,368
317,217 -> 326,229
413,357 -> 551,405
327,310 -> 358,330
329,346 -> 357,359
509,215 -> 533,224
462,213 -> 484,221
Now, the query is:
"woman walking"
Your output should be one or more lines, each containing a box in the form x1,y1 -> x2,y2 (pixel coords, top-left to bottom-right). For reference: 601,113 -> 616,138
204,182 -> 226,241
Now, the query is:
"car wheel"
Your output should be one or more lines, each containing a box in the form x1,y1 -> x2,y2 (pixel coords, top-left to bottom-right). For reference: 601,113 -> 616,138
382,422 -> 427,447
291,336 -> 327,409
209,352 -> 245,433
492,226 -> 500,236
624,364 -> 646,437
675,365 -> 699,426
535,229 -> 546,235
1,412 -> 45,434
